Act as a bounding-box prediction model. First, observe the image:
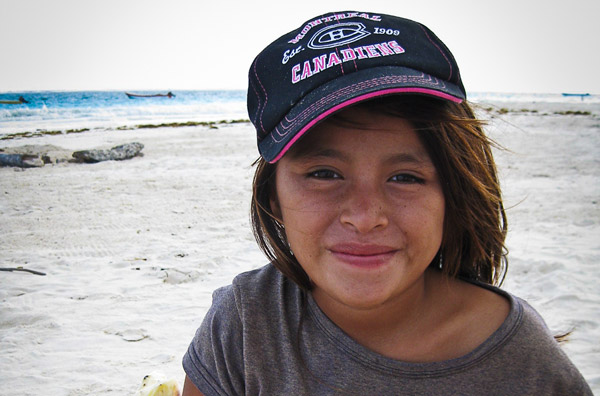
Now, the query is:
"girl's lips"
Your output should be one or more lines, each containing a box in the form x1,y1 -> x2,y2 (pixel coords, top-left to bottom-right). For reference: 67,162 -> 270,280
329,243 -> 398,255
328,244 -> 398,268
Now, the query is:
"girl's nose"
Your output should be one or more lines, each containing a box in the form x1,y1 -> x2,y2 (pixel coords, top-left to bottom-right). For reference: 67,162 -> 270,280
339,184 -> 389,233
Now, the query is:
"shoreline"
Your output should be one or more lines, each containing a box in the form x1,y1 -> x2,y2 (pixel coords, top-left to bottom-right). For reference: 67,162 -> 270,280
2,99 -> 598,142
0,119 -> 250,141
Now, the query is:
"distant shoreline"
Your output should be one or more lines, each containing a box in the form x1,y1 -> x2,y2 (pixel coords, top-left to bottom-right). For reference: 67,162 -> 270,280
0,119 -> 250,141
2,91 -> 598,141
2,102 -> 597,141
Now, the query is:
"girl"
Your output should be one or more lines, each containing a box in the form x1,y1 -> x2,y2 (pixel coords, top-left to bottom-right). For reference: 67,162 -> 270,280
182,11 -> 592,395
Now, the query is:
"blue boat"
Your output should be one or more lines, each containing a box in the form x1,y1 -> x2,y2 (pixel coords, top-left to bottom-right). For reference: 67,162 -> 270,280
561,93 -> 591,98
125,91 -> 175,99
0,96 -> 28,104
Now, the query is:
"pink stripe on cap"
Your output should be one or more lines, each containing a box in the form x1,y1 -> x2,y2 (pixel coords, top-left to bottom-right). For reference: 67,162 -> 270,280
269,87 -> 462,163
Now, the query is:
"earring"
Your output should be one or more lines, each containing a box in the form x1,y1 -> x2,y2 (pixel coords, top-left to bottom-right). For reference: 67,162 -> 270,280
438,252 -> 443,269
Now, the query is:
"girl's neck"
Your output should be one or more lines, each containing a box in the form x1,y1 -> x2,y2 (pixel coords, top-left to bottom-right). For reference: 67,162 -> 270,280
312,268 -> 439,354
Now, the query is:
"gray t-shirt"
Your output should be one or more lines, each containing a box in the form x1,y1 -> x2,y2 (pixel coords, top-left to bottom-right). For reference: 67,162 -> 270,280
183,264 -> 592,395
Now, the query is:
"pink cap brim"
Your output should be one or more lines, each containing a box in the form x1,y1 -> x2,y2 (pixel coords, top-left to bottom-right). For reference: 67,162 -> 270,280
268,87 -> 462,163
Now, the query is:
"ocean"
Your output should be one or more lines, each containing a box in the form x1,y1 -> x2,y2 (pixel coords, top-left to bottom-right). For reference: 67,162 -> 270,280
0,90 -> 597,140
0,90 -> 247,139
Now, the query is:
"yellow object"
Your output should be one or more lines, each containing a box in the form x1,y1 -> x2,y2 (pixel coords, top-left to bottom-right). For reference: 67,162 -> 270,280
134,374 -> 180,396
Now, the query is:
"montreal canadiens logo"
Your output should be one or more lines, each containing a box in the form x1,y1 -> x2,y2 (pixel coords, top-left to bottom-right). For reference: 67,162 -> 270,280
308,22 -> 370,49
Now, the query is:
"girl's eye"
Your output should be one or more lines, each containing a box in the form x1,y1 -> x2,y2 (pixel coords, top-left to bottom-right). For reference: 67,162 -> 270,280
389,173 -> 425,184
307,169 -> 341,179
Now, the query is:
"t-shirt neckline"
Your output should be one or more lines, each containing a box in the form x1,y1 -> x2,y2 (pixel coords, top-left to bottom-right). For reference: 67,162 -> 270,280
305,282 -> 522,377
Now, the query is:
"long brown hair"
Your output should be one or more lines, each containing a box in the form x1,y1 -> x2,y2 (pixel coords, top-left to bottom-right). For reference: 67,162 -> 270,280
251,96 -> 508,289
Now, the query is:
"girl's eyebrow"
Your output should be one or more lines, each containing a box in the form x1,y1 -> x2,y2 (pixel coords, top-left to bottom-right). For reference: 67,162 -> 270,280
292,148 -> 347,161
285,139 -> 346,160
384,152 -> 432,166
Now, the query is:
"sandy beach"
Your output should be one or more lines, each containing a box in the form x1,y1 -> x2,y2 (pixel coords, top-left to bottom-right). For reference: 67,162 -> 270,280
1,99 -> 599,395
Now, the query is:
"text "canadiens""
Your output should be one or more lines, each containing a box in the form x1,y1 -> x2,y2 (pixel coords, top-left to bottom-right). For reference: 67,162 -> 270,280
291,40 -> 405,84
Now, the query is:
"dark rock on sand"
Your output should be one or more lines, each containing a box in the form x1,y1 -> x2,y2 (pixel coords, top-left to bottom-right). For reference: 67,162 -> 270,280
0,142 -> 144,167
0,153 -> 44,168
72,142 -> 144,163
1,144 -> 75,166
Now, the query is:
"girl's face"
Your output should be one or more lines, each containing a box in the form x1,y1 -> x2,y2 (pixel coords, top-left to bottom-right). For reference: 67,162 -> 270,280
271,107 -> 445,312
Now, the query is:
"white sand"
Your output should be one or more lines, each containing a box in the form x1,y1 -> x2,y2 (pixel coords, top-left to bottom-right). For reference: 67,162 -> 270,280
1,101 -> 599,394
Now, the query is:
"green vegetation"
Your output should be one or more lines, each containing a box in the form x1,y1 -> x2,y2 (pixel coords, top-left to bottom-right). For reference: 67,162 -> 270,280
553,110 -> 591,116
66,128 -> 90,134
482,107 -> 591,116
0,119 -> 250,140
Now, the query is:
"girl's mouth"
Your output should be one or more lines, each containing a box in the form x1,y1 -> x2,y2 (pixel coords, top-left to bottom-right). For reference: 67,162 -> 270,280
328,244 -> 398,268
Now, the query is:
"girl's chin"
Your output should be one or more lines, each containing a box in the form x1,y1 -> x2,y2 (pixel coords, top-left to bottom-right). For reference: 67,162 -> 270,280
314,284 -> 397,312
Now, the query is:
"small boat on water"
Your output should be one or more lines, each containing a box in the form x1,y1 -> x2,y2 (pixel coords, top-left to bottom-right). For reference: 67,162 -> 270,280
125,92 -> 175,99
562,93 -> 591,99
0,96 -> 28,104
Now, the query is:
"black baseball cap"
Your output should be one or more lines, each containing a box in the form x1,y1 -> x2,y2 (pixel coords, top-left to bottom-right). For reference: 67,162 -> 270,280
247,11 -> 466,163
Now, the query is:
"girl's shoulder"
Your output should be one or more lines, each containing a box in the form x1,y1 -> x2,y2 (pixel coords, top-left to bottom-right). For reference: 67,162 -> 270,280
413,271 -> 512,362
450,275 -> 512,339
440,274 -> 568,360
226,263 -> 305,321
230,262 -> 300,300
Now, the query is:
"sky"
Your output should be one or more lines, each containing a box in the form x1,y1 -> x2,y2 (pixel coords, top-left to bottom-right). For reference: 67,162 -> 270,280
1,0 -> 598,94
